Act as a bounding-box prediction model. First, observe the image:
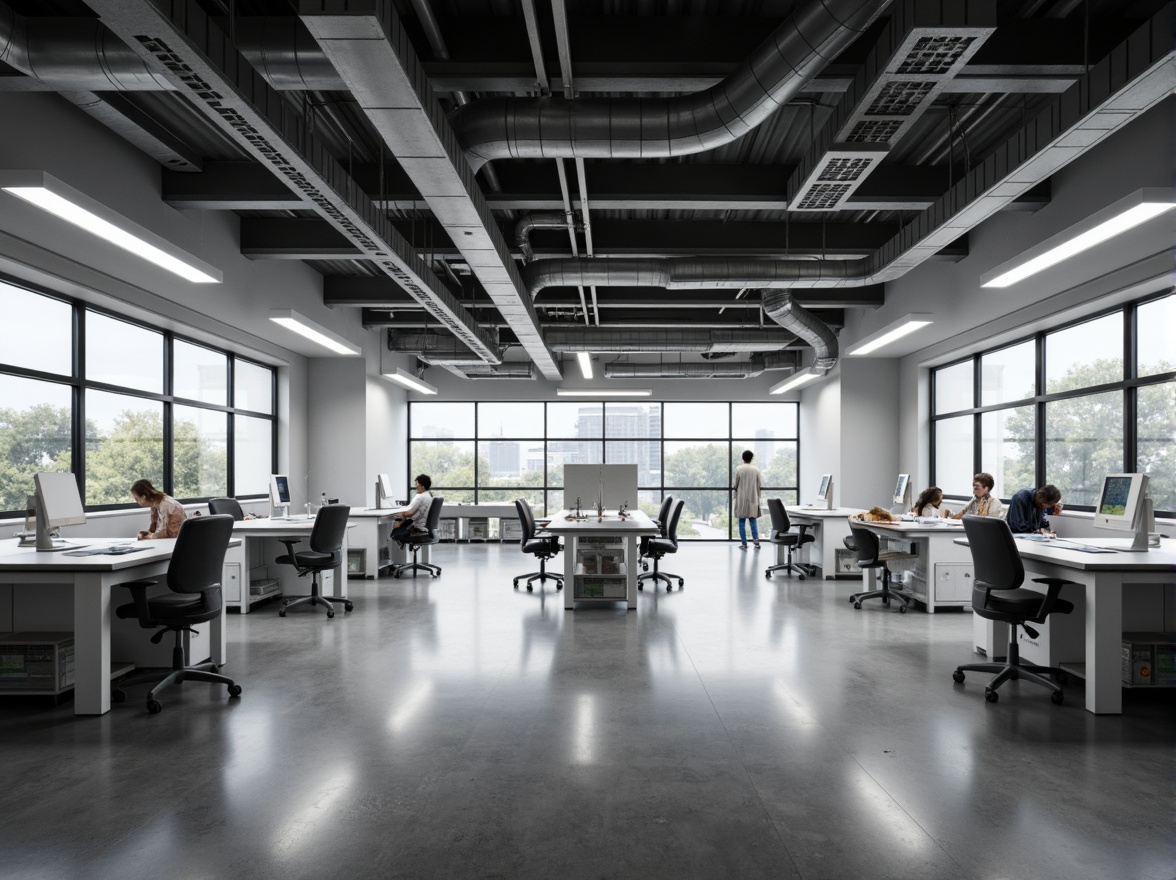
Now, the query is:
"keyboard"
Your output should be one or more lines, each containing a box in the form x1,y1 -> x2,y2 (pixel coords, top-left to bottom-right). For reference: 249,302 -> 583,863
63,545 -> 149,557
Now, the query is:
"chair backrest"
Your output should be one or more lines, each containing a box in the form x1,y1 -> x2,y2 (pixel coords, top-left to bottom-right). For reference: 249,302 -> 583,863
655,495 -> 675,536
515,498 -> 537,543
767,497 -> 789,534
167,514 -> 235,595
424,496 -> 444,534
208,497 -> 245,520
961,515 -> 1024,592
309,504 -> 351,554
664,498 -> 685,545
848,523 -> 881,567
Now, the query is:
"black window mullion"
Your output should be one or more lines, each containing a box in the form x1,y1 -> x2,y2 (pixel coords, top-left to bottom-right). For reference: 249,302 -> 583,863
74,305 -> 86,505
1124,302 -> 1137,471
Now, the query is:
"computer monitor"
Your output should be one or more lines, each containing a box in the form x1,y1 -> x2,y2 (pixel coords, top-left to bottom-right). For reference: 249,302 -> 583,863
892,474 -> 911,508
269,474 -> 291,518
813,474 -> 833,509
375,473 -> 394,509
1093,473 -> 1153,550
33,472 -> 86,551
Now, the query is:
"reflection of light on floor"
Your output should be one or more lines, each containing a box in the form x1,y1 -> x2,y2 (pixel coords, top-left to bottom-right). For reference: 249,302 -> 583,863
271,766 -> 354,859
572,693 -> 595,764
774,680 -> 817,726
850,771 -> 930,851
388,682 -> 434,733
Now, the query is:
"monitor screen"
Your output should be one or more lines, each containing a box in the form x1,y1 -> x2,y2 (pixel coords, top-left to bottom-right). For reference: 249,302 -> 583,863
378,473 -> 394,499
1093,473 -> 1147,532
816,474 -> 831,500
34,472 -> 86,528
893,474 -> 910,505
269,474 -> 291,506
1097,476 -> 1133,516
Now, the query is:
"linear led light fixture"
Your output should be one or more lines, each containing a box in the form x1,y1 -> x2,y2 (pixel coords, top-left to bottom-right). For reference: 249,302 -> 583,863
981,188 -> 1176,289
269,309 -> 361,356
576,352 -> 594,380
382,366 -> 438,395
847,313 -> 934,356
0,171 -> 221,284
556,388 -> 652,397
769,368 -> 822,395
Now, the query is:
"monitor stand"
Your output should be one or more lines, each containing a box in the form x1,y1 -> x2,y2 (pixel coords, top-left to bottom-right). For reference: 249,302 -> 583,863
1085,497 -> 1155,552
271,503 -> 290,520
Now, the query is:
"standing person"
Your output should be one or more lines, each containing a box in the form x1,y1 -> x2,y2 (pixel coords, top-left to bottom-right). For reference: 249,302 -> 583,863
1007,484 -> 1063,535
952,473 -> 1004,520
391,474 -> 433,547
732,450 -> 763,550
131,479 -> 187,540
912,486 -> 951,518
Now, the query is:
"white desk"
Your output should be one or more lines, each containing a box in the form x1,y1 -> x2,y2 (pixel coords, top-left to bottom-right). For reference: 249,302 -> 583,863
228,518 -> 349,612
785,507 -> 864,579
442,503 -> 518,541
956,536 -> 1176,714
0,537 -> 243,715
855,519 -> 972,612
542,511 -> 659,610
347,507 -> 403,577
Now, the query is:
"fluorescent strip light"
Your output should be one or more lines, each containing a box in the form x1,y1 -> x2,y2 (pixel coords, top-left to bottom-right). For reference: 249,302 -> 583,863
769,368 -> 821,395
382,366 -> 438,395
981,188 -> 1176,289
556,388 -> 652,397
847,313 -> 934,356
269,309 -> 361,356
1,172 -> 221,284
576,352 -> 594,380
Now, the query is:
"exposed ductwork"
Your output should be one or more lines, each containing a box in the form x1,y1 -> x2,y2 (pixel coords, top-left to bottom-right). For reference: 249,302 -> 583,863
604,351 -> 798,379
448,0 -> 890,172
762,292 -> 839,372
450,363 -> 536,379
388,329 -> 500,362
544,328 -> 796,354
516,211 -> 581,264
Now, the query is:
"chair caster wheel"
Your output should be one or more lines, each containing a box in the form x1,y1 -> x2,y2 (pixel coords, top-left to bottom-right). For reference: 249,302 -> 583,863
147,700 -> 163,714
228,684 -> 243,698
637,584 -> 643,591
985,689 -> 999,703
527,585 -> 533,592
328,610 -> 336,618
642,563 -> 648,571
678,579 -> 684,587
1051,690 -> 1065,705
666,585 -> 672,592
848,596 -> 855,604
278,607 -> 287,617
513,579 -> 519,588
898,605 -> 906,614
112,688 -> 126,703
432,571 -> 440,578
952,671 -> 965,683
765,572 -> 772,579
798,574 -> 805,581
853,602 -> 862,610
345,602 -> 354,612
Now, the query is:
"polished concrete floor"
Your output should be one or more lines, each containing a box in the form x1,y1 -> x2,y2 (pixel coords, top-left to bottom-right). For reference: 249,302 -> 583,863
2,543 -> 1173,880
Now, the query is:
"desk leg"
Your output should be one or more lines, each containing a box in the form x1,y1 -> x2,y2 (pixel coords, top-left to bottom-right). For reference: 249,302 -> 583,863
564,536 -> 576,610
74,573 -> 111,716
626,535 -> 637,610
1086,573 -> 1123,715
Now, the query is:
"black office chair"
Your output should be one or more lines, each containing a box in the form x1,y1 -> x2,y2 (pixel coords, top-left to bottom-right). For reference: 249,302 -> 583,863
638,498 -> 685,591
764,498 -> 816,580
953,515 -> 1076,704
847,523 -> 916,612
640,495 -> 675,571
112,514 -> 241,714
513,498 -> 563,591
391,496 -> 444,579
275,504 -> 354,618
208,497 -> 245,520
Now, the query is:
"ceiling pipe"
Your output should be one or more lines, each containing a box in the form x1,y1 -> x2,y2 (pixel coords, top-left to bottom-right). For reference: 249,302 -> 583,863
515,211 -> 580,264
544,328 -> 795,353
762,291 -> 839,373
603,351 -> 798,379
448,0 -> 889,172
388,329 -> 501,361
451,363 -> 536,379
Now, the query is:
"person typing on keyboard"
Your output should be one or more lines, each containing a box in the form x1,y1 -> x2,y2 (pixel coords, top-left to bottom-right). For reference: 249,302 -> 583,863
131,479 -> 187,540
1007,484 -> 1063,537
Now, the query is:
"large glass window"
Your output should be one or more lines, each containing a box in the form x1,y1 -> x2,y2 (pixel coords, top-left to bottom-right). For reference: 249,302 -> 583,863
931,293 -> 1173,514
409,400 -> 802,538
0,279 -> 277,516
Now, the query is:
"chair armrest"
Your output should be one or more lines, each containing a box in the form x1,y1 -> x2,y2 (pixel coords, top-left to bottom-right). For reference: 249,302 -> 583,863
277,538 -> 302,556
116,578 -> 159,627
1029,576 -> 1077,619
795,524 -> 811,540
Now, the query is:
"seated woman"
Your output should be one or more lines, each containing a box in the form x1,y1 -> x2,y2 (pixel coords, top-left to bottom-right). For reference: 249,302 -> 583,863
951,472 -> 1004,520
851,506 -> 899,523
912,486 -> 951,518
131,479 -> 187,540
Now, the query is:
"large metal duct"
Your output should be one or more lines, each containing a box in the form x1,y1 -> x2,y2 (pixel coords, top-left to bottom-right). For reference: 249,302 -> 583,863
545,328 -> 795,354
604,351 -> 798,379
452,363 -> 536,379
516,212 -> 580,264
388,329 -> 499,361
448,0 -> 889,171
762,292 -> 838,372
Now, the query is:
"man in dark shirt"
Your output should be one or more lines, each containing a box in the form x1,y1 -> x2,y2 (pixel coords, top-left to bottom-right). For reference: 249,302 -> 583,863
1007,485 -> 1063,535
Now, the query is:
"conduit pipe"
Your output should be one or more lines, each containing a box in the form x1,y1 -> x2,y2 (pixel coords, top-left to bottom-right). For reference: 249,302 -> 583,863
448,0 -> 888,171
762,291 -> 838,372
515,212 -> 581,263
603,351 -> 798,379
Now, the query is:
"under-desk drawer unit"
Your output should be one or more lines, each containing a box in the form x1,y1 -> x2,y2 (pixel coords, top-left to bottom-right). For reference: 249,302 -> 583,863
0,632 -> 74,694
933,563 -> 974,603
573,566 -> 628,599
222,561 -> 242,603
